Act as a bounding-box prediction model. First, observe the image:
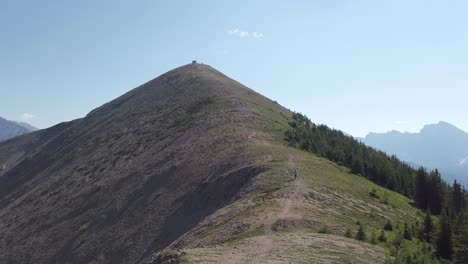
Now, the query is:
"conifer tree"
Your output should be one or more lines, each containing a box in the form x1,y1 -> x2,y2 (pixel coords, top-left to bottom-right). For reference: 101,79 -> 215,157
452,180 -> 465,214
436,210 -> 454,260
415,167 -> 428,209
403,223 -> 412,240
378,229 -> 386,242
351,158 -> 364,175
427,170 -> 444,215
283,111 -> 468,263
391,232 -> 404,262
454,210 -> 468,263
356,224 -> 366,241
421,210 -> 434,243
384,219 -> 393,231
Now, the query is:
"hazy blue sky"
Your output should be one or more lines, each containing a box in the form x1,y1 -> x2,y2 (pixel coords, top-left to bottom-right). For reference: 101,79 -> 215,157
1,1 -> 467,137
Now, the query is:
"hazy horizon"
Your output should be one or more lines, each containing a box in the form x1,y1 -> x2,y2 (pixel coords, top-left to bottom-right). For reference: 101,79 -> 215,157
2,1 -> 468,137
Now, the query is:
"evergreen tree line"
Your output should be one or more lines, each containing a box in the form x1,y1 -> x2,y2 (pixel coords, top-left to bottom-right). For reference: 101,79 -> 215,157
284,112 -> 468,262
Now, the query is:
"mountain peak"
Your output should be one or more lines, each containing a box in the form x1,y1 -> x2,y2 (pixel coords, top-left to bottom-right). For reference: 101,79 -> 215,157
0,117 -> 37,142
420,121 -> 466,135
160,63 -> 227,81
0,64 -> 289,263
362,120 -> 468,187
85,63 -> 258,120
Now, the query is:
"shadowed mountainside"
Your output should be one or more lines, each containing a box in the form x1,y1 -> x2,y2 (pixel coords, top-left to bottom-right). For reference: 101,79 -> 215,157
0,64 -> 289,263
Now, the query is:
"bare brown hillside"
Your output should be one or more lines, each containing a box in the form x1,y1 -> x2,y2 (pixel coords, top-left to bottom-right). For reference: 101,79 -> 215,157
0,64 -> 290,263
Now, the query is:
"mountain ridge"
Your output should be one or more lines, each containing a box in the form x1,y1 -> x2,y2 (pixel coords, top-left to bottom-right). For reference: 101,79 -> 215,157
363,121 -> 467,137
0,63 -> 292,263
0,64 -> 446,263
362,121 -> 468,187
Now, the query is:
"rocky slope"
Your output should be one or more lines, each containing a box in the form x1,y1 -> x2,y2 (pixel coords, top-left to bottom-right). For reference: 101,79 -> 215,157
0,64 -> 289,263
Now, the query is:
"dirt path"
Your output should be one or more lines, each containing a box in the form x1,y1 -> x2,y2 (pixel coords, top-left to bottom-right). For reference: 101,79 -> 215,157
182,151 -> 388,263
251,152 -> 302,259
216,152 -> 302,263
278,153 -> 300,219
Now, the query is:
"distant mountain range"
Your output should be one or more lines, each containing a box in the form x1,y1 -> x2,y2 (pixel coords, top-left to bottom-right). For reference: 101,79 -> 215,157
0,117 -> 37,142
360,121 -> 468,187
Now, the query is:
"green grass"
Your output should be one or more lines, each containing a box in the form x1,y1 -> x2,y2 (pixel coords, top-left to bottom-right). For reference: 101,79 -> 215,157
176,95 -> 440,262
227,225 -> 265,243
233,96 -> 290,140
242,97 -> 434,257
155,249 -> 180,264
261,182 -> 284,195
292,150 -> 439,258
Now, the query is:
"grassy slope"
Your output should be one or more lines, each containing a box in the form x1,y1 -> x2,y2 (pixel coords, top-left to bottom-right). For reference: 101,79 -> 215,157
149,96 -> 430,263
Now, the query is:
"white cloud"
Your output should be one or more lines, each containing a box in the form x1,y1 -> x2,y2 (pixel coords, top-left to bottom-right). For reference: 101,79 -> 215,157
20,113 -> 34,121
252,32 -> 264,38
239,31 -> 250,38
228,28 -> 264,39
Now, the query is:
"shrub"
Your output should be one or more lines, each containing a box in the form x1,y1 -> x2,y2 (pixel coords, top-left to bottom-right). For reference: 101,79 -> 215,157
403,223 -> 412,240
356,224 -> 367,241
384,219 -> 393,231
378,230 -> 387,242
345,228 -> 353,238
155,250 -> 179,264
370,232 -> 377,244
318,226 -> 331,234
382,191 -> 390,205
369,188 -> 380,199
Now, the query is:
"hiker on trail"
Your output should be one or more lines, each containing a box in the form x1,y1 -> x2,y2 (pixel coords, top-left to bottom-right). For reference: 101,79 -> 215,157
293,168 -> 298,180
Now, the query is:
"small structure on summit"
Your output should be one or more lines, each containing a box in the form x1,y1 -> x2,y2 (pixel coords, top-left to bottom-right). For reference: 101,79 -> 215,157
192,60 -> 197,64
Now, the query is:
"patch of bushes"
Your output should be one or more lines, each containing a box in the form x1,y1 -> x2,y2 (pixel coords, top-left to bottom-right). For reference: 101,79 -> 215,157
369,188 -> 379,199
344,228 -> 353,238
153,250 -> 181,264
262,183 -> 283,196
378,230 -> 387,242
370,232 -> 377,244
384,219 -> 393,231
318,226 -> 331,234
355,224 -> 367,241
